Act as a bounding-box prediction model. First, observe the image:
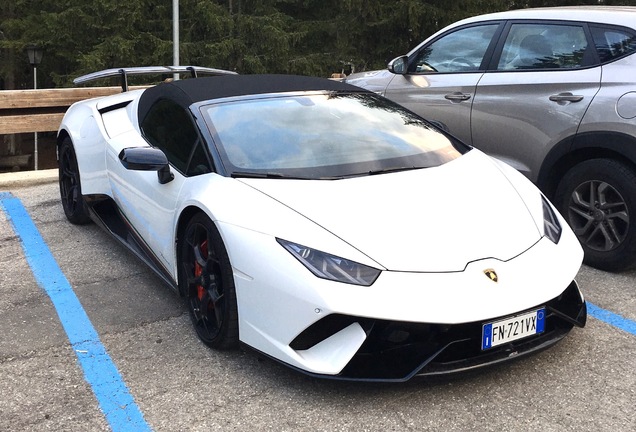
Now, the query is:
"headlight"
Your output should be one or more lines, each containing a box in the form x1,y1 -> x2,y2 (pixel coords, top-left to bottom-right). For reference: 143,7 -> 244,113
542,195 -> 562,244
277,239 -> 380,286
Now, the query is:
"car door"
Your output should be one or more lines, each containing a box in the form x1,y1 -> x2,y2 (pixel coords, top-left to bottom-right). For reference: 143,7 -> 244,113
107,98 -> 212,274
471,21 -> 602,181
384,23 -> 503,144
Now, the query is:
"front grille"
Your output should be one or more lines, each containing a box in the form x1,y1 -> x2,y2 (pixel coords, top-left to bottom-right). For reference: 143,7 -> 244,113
290,280 -> 585,382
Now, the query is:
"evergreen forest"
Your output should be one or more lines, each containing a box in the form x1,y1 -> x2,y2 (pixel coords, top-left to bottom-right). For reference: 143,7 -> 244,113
1,0 -> 635,89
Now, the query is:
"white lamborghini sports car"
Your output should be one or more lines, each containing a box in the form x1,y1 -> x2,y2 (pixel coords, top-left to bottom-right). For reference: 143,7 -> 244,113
58,67 -> 586,381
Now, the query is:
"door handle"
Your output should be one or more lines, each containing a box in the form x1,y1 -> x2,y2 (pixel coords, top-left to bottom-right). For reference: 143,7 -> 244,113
444,92 -> 471,102
549,92 -> 584,103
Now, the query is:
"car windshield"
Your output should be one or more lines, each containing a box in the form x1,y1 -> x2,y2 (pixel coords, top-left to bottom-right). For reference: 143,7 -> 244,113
200,92 -> 468,179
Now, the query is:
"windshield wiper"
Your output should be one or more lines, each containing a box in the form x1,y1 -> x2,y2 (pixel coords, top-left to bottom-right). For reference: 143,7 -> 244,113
232,168 -> 422,180
334,166 -> 425,179
366,166 -> 423,176
231,171 -> 315,180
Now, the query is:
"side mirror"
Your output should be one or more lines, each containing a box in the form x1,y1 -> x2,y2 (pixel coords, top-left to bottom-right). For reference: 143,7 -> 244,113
119,147 -> 174,184
387,56 -> 408,75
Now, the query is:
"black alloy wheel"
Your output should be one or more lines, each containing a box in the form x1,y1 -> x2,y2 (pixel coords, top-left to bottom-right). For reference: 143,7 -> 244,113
555,158 -> 636,272
180,213 -> 238,349
58,137 -> 91,224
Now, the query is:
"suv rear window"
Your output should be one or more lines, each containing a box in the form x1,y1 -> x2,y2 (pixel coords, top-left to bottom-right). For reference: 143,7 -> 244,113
497,23 -> 589,70
590,25 -> 636,63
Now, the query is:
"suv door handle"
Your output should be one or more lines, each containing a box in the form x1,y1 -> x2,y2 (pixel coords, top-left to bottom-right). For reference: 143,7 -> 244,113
549,92 -> 584,103
445,92 -> 471,102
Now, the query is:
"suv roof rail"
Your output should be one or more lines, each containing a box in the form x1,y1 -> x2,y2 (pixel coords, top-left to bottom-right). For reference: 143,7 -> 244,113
74,66 -> 238,92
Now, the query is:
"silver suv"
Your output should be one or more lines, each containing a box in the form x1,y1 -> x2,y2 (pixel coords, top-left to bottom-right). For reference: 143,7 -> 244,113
346,6 -> 636,271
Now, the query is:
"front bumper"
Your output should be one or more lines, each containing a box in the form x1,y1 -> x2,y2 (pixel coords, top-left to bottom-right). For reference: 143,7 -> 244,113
287,280 -> 586,382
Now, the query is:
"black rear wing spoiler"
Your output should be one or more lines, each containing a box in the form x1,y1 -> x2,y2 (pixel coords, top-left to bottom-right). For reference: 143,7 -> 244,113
74,66 -> 238,91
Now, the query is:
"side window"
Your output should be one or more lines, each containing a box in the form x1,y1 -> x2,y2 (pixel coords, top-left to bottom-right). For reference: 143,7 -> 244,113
497,23 -> 589,71
410,24 -> 499,73
186,141 -> 212,176
141,99 -> 200,174
590,25 -> 636,63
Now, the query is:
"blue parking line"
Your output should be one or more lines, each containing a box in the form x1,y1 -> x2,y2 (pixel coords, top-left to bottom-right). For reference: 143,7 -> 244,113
587,302 -> 636,336
0,192 -> 151,432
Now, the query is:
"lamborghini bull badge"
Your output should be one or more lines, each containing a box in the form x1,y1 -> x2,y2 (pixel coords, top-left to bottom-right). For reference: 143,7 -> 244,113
484,269 -> 498,283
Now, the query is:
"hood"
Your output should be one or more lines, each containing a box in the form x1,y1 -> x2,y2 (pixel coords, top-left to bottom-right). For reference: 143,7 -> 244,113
344,69 -> 395,95
239,150 -> 542,272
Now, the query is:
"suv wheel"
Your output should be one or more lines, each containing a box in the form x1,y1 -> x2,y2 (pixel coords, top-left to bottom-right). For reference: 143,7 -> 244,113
555,159 -> 636,272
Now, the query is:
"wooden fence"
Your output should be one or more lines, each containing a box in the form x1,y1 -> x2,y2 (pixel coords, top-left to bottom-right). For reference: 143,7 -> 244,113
0,87 -> 128,135
0,87 -> 148,170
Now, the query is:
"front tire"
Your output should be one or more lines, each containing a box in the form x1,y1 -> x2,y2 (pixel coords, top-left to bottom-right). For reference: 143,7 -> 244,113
58,137 -> 91,224
179,213 -> 239,349
554,158 -> 636,272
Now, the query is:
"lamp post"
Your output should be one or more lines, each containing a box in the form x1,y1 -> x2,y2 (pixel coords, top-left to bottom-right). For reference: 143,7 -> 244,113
26,45 -> 43,170
173,0 -> 179,81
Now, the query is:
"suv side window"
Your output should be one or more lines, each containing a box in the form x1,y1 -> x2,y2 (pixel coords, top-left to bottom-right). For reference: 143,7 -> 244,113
410,24 -> 499,73
141,99 -> 204,174
497,23 -> 590,70
590,25 -> 636,63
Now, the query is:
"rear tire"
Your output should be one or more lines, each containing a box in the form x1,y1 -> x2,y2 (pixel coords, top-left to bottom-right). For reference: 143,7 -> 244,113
179,213 -> 239,349
58,137 -> 91,225
554,158 -> 636,272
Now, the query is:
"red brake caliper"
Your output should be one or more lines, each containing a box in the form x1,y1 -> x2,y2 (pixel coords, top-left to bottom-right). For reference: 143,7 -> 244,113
194,240 -> 208,301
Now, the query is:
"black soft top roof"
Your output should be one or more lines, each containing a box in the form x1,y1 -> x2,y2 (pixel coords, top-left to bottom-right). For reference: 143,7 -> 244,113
138,74 -> 367,124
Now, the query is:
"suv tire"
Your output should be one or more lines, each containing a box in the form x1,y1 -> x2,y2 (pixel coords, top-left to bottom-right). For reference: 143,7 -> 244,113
555,158 -> 636,272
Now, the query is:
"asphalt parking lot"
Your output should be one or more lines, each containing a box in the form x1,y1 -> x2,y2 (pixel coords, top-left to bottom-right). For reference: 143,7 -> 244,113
1,172 -> 635,432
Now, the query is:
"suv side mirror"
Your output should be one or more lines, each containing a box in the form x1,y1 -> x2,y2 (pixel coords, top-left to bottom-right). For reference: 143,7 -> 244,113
388,56 -> 408,75
119,147 -> 174,184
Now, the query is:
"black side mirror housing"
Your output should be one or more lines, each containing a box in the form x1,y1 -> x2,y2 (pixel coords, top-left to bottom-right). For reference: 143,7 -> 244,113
118,147 -> 174,184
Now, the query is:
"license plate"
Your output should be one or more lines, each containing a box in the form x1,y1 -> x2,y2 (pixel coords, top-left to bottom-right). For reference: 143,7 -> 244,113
482,308 -> 545,350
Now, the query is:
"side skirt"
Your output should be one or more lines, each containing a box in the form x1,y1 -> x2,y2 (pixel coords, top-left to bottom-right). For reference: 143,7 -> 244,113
84,194 -> 179,292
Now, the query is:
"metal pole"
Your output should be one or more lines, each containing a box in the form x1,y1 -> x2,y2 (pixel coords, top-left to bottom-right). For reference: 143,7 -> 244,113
173,0 -> 179,81
34,65 -> 38,171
